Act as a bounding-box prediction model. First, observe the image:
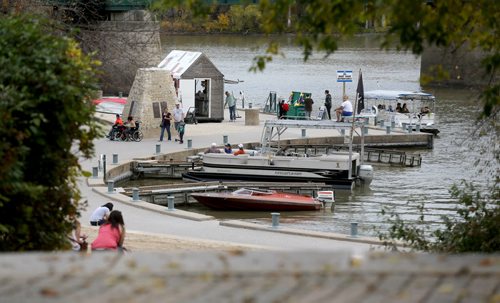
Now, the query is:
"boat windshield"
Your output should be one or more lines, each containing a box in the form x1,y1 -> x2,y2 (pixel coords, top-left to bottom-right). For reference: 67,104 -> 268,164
234,188 -> 275,196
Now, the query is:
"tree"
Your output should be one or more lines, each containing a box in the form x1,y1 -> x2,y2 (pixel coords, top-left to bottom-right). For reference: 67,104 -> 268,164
0,14 -> 100,251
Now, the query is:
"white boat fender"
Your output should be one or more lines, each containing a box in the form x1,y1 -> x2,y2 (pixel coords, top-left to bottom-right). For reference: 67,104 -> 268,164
358,165 -> 374,185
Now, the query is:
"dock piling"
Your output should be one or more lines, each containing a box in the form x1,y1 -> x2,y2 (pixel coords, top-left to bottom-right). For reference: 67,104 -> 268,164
386,125 -> 391,134
132,188 -> 140,201
350,222 -> 358,237
271,212 -> 280,228
107,180 -> 115,194
167,195 -> 175,210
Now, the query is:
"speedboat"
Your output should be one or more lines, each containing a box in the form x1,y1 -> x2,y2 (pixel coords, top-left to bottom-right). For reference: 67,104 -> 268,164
190,188 -> 323,211
363,90 -> 439,134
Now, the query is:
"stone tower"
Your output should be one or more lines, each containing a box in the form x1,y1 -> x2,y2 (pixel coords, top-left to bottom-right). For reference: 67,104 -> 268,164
122,68 -> 177,131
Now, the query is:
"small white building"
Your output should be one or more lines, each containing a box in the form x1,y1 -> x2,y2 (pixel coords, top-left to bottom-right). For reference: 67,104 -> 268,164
158,50 -> 225,122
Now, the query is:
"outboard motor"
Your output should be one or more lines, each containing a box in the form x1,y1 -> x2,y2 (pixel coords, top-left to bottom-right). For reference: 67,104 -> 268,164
358,165 -> 374,186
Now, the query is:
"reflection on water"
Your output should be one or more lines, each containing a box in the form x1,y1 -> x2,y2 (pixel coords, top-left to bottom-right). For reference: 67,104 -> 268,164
126,35 -> 487,236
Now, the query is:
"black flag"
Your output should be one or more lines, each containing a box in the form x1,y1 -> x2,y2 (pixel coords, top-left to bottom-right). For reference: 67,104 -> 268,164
356,71 -> 364,114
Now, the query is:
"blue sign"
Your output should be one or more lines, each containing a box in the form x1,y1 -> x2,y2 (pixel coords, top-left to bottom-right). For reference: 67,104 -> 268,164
337,70 -> 353,82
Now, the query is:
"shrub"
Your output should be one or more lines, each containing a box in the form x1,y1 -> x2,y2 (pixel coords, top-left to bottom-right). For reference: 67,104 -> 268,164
0,15 -> 100,251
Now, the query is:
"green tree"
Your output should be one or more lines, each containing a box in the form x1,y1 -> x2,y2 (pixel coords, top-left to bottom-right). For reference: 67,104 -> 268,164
0,15 -> 101,251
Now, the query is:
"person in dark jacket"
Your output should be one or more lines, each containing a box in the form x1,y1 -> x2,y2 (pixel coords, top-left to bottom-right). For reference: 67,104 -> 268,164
304,97 -> 314,119
324,90 -> 332,119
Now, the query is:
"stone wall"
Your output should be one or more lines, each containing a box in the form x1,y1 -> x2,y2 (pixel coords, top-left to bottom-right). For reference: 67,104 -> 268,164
122,68 -> 177,131
80,10 -> 161,96
421,45 -> 497,87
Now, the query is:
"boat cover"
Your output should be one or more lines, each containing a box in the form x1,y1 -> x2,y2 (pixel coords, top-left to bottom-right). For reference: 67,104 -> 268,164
364,90 -> 435,101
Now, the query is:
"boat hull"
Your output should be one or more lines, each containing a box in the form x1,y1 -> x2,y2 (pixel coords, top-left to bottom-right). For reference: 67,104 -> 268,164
183,153 -> 367,190
190,192 -> 322,211
183,170 -> 355,190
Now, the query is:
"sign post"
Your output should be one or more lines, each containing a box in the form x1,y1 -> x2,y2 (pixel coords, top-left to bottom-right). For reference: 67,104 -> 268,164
336,70 -> 353,97
337,70 -> 353,180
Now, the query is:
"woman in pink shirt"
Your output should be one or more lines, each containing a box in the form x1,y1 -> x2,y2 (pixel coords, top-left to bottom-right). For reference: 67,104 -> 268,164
91,210 -> 126,251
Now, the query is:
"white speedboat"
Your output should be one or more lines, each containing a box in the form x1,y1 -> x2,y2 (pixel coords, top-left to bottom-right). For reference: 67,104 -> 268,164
183,120 -> 374,190
363,90 -> 439,134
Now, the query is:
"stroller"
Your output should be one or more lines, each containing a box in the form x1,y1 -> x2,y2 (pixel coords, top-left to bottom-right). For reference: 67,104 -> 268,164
185,107 -> 197,124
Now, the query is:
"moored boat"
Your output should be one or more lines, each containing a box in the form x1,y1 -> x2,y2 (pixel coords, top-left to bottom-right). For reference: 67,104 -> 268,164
183,119 -> 374,190
190,188 -> 323,211
363,90 -> 439,134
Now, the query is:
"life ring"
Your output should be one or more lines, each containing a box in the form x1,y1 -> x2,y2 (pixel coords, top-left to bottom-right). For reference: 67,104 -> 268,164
372,105 -> 378,116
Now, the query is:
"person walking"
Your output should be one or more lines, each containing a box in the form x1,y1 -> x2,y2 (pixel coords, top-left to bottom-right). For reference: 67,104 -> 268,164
159,109 -> 172,142
174,121 -> 185,144
173,103 -> 185,140
324,90 -> 332,120
225,91 -> 237,122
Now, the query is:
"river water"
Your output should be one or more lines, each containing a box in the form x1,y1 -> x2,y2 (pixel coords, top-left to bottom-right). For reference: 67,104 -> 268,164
152,34 -> 489,237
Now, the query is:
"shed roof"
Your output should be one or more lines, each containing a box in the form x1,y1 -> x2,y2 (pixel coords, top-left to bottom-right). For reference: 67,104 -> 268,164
158,50 -> 222,79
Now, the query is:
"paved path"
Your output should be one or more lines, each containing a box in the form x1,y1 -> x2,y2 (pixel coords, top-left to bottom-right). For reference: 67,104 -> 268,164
80,111 -> 385,253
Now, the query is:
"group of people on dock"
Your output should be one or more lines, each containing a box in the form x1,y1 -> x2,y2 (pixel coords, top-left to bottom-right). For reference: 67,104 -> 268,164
277,90 -> 353,122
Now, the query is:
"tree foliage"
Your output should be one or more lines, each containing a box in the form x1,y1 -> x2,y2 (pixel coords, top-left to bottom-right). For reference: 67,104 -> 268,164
0,15 -> 100,251
380,181 -> 500,253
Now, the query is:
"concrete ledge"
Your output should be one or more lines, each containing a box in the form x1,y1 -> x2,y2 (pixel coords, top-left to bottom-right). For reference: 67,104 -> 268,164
1,251 -> 498,303
220,220 -> 387,246
92,186 -> 214,221
86,176 -> 105,187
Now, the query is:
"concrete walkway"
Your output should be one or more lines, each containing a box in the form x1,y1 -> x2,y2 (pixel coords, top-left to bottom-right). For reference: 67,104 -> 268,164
81,111 -> 389,253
